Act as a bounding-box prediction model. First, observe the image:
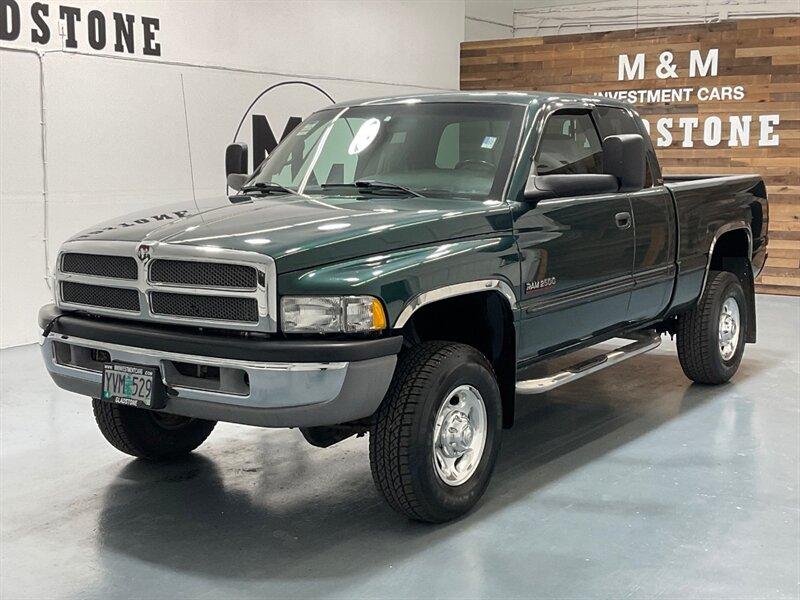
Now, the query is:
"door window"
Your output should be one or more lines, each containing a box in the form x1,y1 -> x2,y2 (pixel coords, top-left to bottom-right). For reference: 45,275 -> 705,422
535,112 -> 603,176
594,105 -> 641,137
594,105 -> 653,187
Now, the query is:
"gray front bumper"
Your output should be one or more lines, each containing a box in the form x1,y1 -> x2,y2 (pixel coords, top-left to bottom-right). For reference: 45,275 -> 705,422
41,333 -> 396,427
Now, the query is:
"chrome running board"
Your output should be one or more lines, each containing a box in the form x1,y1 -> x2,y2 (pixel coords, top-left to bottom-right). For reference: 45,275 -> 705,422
516,330 -> 662,395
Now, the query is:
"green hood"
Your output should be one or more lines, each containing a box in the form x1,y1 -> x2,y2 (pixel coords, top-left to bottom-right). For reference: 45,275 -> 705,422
69,194 -> 513,273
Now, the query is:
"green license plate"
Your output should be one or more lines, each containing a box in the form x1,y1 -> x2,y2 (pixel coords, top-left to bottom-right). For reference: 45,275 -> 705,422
102,363 -> 156,407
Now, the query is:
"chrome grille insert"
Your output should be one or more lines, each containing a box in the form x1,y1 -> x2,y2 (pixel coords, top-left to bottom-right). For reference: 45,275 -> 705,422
150,292 -> 259,323
149,259 -> 257,289
61,253 -> 138,280
60,282 -> 140,312
54,241 -> 277,332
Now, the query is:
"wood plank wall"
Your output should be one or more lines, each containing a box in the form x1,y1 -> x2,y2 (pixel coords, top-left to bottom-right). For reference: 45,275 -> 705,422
461,17 -> 800,296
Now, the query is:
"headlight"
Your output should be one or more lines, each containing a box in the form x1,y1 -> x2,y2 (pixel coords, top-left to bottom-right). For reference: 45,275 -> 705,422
281,296 -> 387,333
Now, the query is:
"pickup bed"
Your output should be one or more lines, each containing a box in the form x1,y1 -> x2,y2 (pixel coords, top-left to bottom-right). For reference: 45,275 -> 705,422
39,91 -> 768,522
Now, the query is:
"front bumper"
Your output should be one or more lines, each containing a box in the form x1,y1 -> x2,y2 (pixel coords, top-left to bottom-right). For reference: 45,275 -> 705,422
39,305 -> 401,428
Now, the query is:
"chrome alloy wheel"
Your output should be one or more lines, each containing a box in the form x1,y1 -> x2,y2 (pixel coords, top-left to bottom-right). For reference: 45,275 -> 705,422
719,296 -> 741,361
432,384 -> 488,486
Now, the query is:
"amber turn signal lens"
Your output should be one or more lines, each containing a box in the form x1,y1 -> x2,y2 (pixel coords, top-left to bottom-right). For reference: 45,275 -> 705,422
371,298 -> 387,330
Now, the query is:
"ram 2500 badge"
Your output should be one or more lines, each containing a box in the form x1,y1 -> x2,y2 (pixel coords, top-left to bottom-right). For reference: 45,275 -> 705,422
39,92 -> 768,522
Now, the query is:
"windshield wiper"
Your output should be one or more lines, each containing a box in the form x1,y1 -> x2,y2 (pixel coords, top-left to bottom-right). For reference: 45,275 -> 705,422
321,180 -> 424,198
239,181 -> 296,195
355,180 -> 424,198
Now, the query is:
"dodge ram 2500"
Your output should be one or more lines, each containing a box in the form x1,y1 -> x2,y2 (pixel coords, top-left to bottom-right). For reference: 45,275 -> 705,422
39,92 -> 768,522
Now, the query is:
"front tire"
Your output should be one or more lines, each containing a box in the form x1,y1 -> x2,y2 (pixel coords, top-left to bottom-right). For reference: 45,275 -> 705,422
92,400 -> 216,461
369,342 -> 502,523
676,270 -> 747,384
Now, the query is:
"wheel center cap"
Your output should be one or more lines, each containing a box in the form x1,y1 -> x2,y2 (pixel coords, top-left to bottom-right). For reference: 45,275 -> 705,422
462,424 -> 474,447
721,316 -> 736,337
441,412 -> 474,456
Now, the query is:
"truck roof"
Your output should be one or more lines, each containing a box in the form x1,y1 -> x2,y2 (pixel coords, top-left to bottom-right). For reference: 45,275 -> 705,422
328,90 -> 632,110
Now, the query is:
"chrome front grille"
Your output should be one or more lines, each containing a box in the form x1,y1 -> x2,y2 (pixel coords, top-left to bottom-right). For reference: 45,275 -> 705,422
54,241 -> 277,331
61,253 -> 137,280
149,259 -> 257,289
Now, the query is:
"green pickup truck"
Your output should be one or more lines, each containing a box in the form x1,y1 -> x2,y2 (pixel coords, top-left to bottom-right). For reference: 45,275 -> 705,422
39,91 -> 768,522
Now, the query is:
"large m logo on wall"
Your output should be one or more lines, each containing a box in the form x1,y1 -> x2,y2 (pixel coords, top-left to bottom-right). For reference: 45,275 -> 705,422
251,115 -> 302,168
233,81 -> 335,172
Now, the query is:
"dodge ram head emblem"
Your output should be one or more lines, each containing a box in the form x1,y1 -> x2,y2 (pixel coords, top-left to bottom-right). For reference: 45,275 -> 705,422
136,244 -> 152,263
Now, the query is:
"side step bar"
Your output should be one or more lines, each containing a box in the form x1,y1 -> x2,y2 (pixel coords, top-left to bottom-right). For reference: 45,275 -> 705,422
516,330 -> 662,395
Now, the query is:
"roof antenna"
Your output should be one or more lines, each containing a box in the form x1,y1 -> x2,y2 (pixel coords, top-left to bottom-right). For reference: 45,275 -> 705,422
179,73 -> 202,218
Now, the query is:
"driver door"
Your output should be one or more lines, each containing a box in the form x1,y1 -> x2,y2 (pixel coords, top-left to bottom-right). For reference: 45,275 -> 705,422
513,109 -> 635,362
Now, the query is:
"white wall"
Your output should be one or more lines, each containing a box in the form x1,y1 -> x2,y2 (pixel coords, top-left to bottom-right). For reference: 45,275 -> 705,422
513,0 -> 799,36
465,0 -> 514,41
465,0 -> 799,40
0,0 -> 466,347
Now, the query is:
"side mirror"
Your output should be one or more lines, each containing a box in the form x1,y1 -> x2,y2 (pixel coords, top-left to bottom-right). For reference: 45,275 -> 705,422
227,173 -> 248,191
524,174 -> 619,202
225,142 -> 248,177
602,134 -> 645,193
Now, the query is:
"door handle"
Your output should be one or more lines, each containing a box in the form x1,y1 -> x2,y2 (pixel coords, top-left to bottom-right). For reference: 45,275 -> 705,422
615,211 -> 632,230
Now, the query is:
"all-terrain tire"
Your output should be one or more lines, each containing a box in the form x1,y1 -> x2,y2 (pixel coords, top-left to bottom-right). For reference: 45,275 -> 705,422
676,270 -> 747,384
92,399 -> 216,461
369,341 -> 502,523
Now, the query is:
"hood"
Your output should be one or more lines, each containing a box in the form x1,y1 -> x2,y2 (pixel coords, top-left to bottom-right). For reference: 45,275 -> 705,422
69,194 -> 512,273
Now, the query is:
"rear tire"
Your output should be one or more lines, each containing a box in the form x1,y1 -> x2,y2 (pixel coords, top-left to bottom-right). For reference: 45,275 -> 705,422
369,341 -> 502,523
92,399 -> 216,461
676,270 -> 747,384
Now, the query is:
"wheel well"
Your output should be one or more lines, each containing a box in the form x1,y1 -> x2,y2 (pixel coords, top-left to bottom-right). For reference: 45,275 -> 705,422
710,228 -> 750,269
709,228 -> 757,343
401,291 -> 517,428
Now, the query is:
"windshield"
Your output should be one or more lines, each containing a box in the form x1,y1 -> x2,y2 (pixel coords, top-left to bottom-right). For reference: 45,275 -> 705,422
246,102 -> 524,200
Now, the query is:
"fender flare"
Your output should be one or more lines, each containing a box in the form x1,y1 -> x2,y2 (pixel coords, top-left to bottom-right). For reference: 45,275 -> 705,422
700,221 -> 752,298
393,279 -> 517,329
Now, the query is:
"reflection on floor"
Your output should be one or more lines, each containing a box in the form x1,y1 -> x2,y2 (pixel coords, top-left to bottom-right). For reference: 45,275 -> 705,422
1,295 -> 798,600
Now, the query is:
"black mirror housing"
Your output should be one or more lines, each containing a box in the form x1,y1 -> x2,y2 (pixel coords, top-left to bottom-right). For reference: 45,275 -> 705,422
524,174 -> 619,202
602,134 -> 645,193
225,143 -> 248,177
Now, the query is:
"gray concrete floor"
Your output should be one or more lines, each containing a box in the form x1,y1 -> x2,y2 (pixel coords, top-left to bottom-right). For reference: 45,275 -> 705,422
1,295 -> 798,600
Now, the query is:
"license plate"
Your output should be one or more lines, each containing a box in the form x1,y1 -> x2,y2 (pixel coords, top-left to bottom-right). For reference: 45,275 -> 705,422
102,363 -> 156,408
